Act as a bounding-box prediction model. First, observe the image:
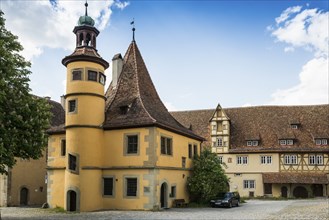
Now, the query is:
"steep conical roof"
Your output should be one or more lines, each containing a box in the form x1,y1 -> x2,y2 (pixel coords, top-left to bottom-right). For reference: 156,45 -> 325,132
104,41 -> 203,141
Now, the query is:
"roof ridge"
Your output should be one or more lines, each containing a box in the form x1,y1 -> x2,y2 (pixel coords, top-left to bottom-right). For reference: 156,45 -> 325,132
132,42 -> 156,123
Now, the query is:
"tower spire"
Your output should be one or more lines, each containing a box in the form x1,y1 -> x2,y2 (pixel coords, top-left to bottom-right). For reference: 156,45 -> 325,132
130,19 -> 135,42
85,0 -> 88,16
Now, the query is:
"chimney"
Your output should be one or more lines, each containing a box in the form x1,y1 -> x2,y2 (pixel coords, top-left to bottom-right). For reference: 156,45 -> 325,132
60,95 -> 66,111
112,53 -> 123,87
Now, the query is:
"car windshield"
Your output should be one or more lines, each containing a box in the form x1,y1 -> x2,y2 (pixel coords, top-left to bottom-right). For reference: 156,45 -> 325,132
217,193 -> 231,199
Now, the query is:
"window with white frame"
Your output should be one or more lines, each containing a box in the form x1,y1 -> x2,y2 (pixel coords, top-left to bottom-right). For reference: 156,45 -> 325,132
261,155 -> 272,164
309,154 -> 324,165
284,155 -> 298,165
280,140 -> 286,145
315,139 -> 328,145
287,139 -> 294,145
216,138 -> 223,147
247,141 -> 252,146
218,156 -> 223,164
243,180 -> 255,189
237,156 -> 248,165
252,141 -> 259,146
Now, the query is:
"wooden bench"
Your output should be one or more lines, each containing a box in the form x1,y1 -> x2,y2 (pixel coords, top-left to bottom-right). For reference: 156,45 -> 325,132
173,199 -> 188,208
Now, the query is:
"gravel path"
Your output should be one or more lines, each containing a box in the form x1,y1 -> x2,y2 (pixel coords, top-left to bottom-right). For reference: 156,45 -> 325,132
0,198 -> 328,220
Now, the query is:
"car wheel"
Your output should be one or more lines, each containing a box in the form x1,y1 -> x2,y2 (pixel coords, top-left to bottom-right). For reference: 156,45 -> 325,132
236,201 -> 240,207
228,202 -> 232,208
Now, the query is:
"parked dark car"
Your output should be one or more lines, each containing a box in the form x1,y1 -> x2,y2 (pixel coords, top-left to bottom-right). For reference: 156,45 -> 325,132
210,192 -> 240,208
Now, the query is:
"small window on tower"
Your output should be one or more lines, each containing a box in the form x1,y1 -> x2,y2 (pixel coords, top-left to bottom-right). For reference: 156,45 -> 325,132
72,70 -> 82,80
61,139 -> 66,156
68,154 -> 78,174
88,70 -> 98,81
99,73 -> 106,85
68,100 -> 77,113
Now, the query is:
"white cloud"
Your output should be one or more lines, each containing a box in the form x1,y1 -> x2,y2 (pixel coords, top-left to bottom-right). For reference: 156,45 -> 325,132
275,6 -> 302,24
270,57 -> 328,105
1,0 -> 129,61
114,1 -> 130,10
269,6 -> 329,105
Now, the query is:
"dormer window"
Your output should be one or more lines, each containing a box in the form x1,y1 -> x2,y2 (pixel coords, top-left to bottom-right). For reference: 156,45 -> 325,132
315,139 -> 328,146
280,139 -> 294,146
291,124 -> 299,129
120,105 -> 129,115
247,141 -> 259,146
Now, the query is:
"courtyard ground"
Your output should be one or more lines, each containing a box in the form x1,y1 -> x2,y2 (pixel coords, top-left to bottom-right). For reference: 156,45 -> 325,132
0,198 -> 328,220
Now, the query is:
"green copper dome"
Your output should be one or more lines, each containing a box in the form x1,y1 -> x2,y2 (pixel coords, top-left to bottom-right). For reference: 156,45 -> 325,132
78,15 -> 95,26
78,2 -> 95,26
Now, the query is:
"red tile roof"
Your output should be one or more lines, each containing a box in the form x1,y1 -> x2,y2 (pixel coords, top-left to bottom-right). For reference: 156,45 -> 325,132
263,172 -> 329,184
172,105 -> 329,151
103,41 -> 203,141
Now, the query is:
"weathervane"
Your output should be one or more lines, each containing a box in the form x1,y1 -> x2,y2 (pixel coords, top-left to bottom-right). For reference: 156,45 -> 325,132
131,18 -> 135,42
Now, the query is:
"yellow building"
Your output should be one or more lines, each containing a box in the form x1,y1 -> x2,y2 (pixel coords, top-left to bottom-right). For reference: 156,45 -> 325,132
172,104 -> 329,198
46,3 -> 203,212
0,99 -> 64,207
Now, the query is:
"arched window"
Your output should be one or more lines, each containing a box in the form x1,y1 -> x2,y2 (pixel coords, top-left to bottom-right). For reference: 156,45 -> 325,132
79,33 -> 84,46
86,33 -> 91,46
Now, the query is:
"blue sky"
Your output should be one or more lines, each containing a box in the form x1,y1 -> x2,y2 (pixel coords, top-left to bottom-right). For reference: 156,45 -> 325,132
1,0 -> 328,110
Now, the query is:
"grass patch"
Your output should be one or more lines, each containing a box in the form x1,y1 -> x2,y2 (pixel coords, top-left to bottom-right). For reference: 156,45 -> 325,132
51,206 -> 67,213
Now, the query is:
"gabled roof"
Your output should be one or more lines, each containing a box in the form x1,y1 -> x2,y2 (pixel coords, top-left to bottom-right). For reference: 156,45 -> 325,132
103,41 -> 203,141
172,105 -> 329,151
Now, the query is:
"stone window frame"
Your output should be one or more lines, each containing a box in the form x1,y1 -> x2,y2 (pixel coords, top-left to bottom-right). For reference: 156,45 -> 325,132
102,175 -> 115,198
193,143 -> 198,156
60,139 -> 66,157
160,134 -> 173,156
123,132 -> 140,156
188,143 -> 192,159
71,68 -> 84,81
170,184 -> 177,198
182,157 -> 186,168
68,153 -> 79,175
67,98 -> 78,114
87,69 -> 98,82
123,175 -> 139,199
216,137 -> 223,147
99,72 -> 106,85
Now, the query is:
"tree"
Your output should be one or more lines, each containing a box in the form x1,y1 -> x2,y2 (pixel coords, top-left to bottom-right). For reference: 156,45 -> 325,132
0,11 -> 51,174
187,148 -> 229,203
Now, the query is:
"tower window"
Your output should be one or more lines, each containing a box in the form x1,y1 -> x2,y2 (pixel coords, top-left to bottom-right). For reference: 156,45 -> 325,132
68,100 -> 77,113
68,154 -> 78,173
99,73 -> 106,85
88,70 -> 98,81
72,70 -> 82,80
61,139 -> 66,156
182,157 -> 186,168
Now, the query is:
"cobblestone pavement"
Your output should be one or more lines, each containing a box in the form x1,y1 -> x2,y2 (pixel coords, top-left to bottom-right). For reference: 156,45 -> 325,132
0,198 -> 328,220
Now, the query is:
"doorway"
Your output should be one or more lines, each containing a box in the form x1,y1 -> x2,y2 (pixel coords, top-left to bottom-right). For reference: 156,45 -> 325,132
313,184 -> 323,197
160,182 -> 168,208
67,190 -> 77,211
293,186 -> 308,198
20,187 -> 28,206
281,186 -> 288,198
